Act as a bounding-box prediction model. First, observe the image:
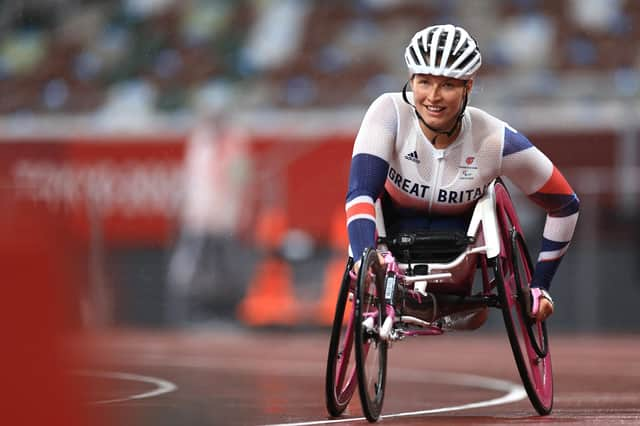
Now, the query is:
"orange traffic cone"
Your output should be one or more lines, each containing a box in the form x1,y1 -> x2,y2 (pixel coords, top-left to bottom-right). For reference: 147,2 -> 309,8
316,206 -> 350,326
316,257 -> 350,326
236,256 -> 298,326
328,206 -> 349,252
237,205 -> 298,326
255,206 -> 288,251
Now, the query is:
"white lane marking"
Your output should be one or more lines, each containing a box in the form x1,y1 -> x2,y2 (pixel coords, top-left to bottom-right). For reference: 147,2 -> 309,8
74,370 -> 177,404
261,370 -> 526,426
98,354 -> 526,422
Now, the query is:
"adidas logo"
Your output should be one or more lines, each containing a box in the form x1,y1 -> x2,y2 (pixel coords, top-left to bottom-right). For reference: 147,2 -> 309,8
404,151 -> 420,163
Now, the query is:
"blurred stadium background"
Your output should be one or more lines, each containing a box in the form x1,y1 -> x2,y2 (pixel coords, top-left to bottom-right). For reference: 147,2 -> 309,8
1,0 -> 639,337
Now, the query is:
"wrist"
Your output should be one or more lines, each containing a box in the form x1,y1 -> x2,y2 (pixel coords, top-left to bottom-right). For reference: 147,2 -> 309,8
537,288 -> 553,306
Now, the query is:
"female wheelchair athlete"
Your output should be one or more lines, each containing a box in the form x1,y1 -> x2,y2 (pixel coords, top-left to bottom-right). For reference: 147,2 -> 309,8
325,179 -> 553,422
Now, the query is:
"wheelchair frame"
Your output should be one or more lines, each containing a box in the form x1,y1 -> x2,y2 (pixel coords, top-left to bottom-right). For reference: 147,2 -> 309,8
325,179 -> 553,422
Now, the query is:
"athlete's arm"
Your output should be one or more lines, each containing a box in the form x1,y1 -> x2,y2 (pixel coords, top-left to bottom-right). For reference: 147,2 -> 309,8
346,94 -> 397,261
500,126 -> 580,291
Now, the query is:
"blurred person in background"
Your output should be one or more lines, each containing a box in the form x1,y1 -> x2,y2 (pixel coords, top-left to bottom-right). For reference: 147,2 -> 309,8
345,24 -> 580,325
166,106 -> 253,326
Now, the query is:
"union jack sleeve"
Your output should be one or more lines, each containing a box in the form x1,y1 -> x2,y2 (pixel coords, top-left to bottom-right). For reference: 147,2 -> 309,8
346,153 -> 389,261
501,127 -> 580,290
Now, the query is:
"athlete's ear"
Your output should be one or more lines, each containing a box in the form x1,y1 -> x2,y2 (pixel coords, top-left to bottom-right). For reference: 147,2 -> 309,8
408,74 -> 416,90
465,79 -> 474,94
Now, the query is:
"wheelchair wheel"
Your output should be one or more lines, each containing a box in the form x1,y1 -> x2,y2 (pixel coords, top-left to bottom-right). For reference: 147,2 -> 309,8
325,257 -> 358,417
494,181 -> 553,415
354,248 -> 387,422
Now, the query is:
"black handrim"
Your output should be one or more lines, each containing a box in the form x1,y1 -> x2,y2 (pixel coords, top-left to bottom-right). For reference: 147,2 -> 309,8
511,230 -> 548,358
495,257 -> 553,415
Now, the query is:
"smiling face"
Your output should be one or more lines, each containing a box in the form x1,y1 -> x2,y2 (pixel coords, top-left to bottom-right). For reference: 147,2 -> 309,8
410,74 -> 472,142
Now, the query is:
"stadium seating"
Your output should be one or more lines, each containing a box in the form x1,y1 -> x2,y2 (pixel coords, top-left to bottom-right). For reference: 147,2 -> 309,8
0,0 -> 637,115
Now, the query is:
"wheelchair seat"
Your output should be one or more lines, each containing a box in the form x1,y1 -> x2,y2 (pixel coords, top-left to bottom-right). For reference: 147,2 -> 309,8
381,230 -> 475,264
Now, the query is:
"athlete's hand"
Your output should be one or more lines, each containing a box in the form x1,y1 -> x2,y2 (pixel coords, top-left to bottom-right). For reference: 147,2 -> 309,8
535,297 -> 554,322
531,288 -> 554,322
352,252 -> 386,276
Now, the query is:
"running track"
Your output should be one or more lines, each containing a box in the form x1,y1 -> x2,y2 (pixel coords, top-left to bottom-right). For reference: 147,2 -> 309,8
71,327 -> 640,426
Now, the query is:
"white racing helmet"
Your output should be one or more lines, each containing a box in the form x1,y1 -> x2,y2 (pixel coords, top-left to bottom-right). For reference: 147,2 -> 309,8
404,24 -> 481,80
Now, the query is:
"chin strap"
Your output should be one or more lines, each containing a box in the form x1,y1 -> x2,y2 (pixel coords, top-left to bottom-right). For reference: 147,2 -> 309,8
402,79 -> 468,139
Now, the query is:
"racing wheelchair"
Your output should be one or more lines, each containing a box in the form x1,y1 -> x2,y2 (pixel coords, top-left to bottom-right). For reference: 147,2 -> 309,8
325,179 -> 553,422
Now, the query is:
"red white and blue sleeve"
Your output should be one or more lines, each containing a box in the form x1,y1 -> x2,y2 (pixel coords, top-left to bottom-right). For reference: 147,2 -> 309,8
346,95 -> 397,262
501,126 -> 580,290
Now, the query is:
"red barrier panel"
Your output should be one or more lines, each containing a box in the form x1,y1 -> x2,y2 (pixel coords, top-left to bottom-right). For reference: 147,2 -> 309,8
0,129 -> 616,249
3,138 -> 185,247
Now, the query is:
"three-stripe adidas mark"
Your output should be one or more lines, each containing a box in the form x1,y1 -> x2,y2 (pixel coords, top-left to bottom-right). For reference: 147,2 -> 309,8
404,150 -> 420,163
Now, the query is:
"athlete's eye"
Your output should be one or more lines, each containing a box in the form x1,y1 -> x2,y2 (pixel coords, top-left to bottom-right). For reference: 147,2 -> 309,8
421,81 -> 436,90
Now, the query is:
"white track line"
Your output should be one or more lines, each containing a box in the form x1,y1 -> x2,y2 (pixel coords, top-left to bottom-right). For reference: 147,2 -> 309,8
74,370 -> 177,404
99,354 -> 526,422
383,370 -> 526,418
260,370 -> 526,426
